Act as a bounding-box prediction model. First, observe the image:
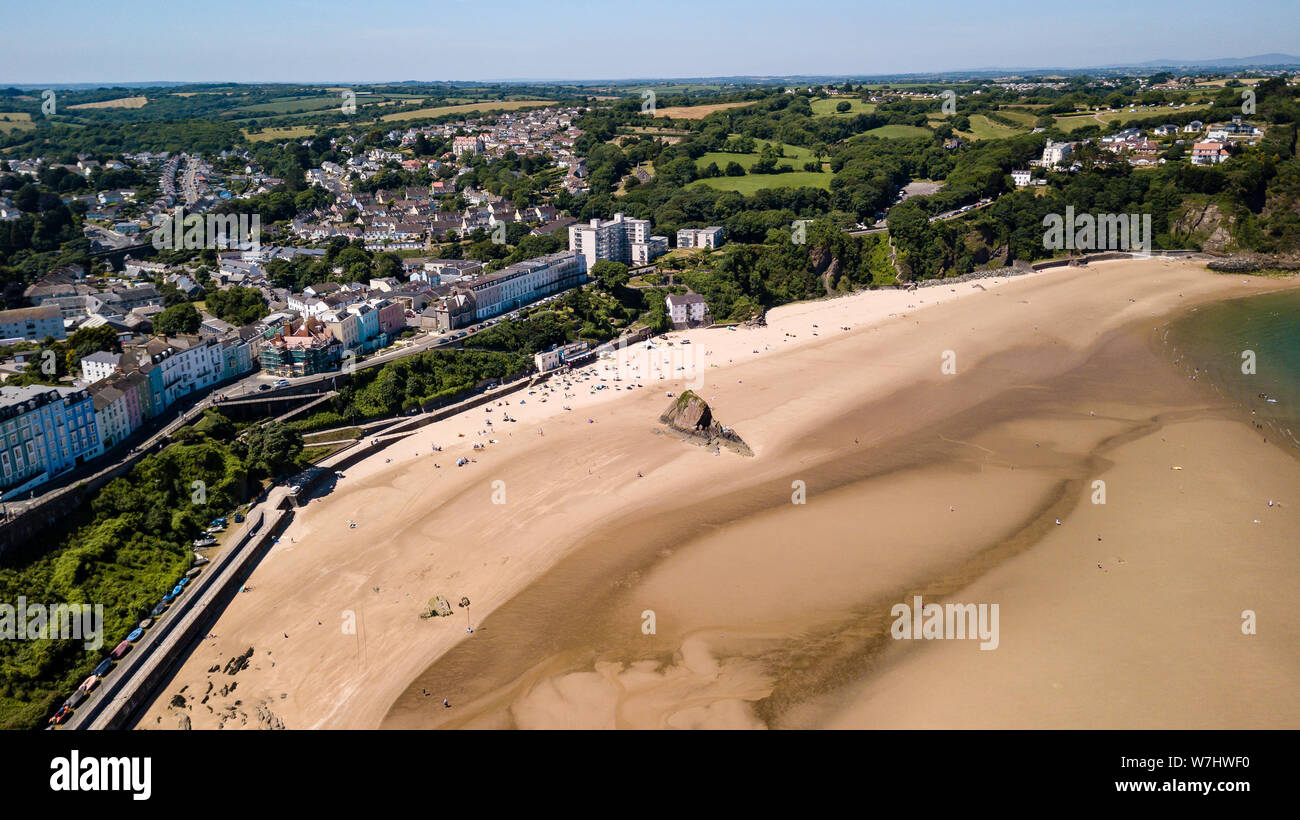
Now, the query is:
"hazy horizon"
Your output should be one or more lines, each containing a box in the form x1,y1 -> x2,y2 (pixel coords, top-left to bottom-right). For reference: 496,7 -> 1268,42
2,0 -> 1297,84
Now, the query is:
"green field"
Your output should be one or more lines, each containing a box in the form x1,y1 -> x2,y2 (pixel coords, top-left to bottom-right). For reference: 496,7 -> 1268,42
244,125 -> 318,142
689,170 -> 831,193
811,98 -> 877,116
994,108 -> 1041,127
861,124 -> 932,139
964,114 -> 1026,140
381,99 -> 555,122
695,138 -> 821,173
0,112 -> 33,133
1053,102 -> 1212,131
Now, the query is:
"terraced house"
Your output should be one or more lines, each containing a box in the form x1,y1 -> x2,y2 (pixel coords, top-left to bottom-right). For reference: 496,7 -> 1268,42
460,251 -> 587,322
0,385 -> 102,496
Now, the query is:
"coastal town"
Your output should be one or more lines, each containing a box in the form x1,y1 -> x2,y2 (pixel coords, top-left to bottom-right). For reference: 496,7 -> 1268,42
1,3 -> 1298,782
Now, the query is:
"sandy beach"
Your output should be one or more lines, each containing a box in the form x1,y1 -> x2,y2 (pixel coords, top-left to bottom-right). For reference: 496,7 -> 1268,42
137,258 -> 1300,730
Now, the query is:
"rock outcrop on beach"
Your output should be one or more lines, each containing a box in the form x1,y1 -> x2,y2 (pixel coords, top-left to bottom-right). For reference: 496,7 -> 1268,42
659,391 -> 753,456
1206,252 -> 1300,273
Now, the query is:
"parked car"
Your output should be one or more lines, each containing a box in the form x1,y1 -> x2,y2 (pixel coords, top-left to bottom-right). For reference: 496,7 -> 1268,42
273,379 -> 291,388
233,513 -> 245,523
258,384 -> 272,392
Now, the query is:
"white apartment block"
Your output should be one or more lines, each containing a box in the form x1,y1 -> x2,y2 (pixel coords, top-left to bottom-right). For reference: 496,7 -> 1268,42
1040,140 -> 1073,166
569,213 -> 669,268
676,226 -> 725,249
462,252 -> 587,321
0,305 -> 65,342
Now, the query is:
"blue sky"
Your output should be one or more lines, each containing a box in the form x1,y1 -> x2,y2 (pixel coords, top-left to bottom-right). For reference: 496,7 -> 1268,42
1,0 -> 1297,83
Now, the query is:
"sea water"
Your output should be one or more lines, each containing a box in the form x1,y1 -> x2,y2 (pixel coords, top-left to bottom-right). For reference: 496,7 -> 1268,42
1167,289 -> 1300,450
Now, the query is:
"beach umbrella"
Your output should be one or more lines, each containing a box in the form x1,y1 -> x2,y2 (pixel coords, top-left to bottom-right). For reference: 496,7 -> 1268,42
458,597 -> 472,632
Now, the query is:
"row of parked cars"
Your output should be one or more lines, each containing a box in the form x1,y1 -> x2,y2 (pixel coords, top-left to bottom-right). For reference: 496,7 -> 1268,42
47,533 -> 215,726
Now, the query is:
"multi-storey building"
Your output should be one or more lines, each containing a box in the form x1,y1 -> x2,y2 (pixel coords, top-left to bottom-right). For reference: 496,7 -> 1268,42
80,351 -> 123,383
461,251 -> 587,321
676,227 -> 726,250
137,335 -> 224,410
0,385 -> 102,495
0,305 -> 65,342
91,383 -> 131,451
259,318 -> 340,377
568,213 -> 668,268
666,293 -> 710,328
372,299 -> 405,341
1191,141 -> 1229,165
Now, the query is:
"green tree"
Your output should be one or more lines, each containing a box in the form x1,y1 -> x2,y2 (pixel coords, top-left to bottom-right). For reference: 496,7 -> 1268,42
153,302 -> 201,336
244,422 -> 303,478
589,260 -> 630,290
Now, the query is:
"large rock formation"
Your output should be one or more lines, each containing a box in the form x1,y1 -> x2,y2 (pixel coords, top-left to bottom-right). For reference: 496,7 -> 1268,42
659,391 -> 753,456
1173,200 -> 1237,252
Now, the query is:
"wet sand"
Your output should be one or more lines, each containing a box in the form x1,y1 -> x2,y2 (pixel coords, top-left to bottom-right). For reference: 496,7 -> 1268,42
136,259 -> 1300,729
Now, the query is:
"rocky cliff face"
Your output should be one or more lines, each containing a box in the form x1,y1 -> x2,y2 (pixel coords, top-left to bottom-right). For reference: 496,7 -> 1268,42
1174,200 -> 1237,252
659,391 -> 753,456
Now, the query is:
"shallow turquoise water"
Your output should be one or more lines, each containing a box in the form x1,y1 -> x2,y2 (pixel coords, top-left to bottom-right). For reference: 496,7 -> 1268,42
1166,288 -> 1300,449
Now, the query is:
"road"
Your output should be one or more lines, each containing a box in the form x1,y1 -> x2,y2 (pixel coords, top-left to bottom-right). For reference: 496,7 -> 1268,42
63,488 -> 292,730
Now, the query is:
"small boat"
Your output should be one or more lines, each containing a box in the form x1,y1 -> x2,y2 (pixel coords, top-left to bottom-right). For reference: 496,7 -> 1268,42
151,603 -> 166,616
110,640 -> 132,659
127,628 -> 143,642
93,658 -> 114,677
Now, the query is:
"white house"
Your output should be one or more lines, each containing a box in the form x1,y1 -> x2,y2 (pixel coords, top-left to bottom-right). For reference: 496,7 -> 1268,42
666,293 -> 709,328
80,350 -> 122,383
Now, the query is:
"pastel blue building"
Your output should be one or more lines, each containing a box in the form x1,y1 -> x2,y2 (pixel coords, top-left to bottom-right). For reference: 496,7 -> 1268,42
0,385 -> 102,496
